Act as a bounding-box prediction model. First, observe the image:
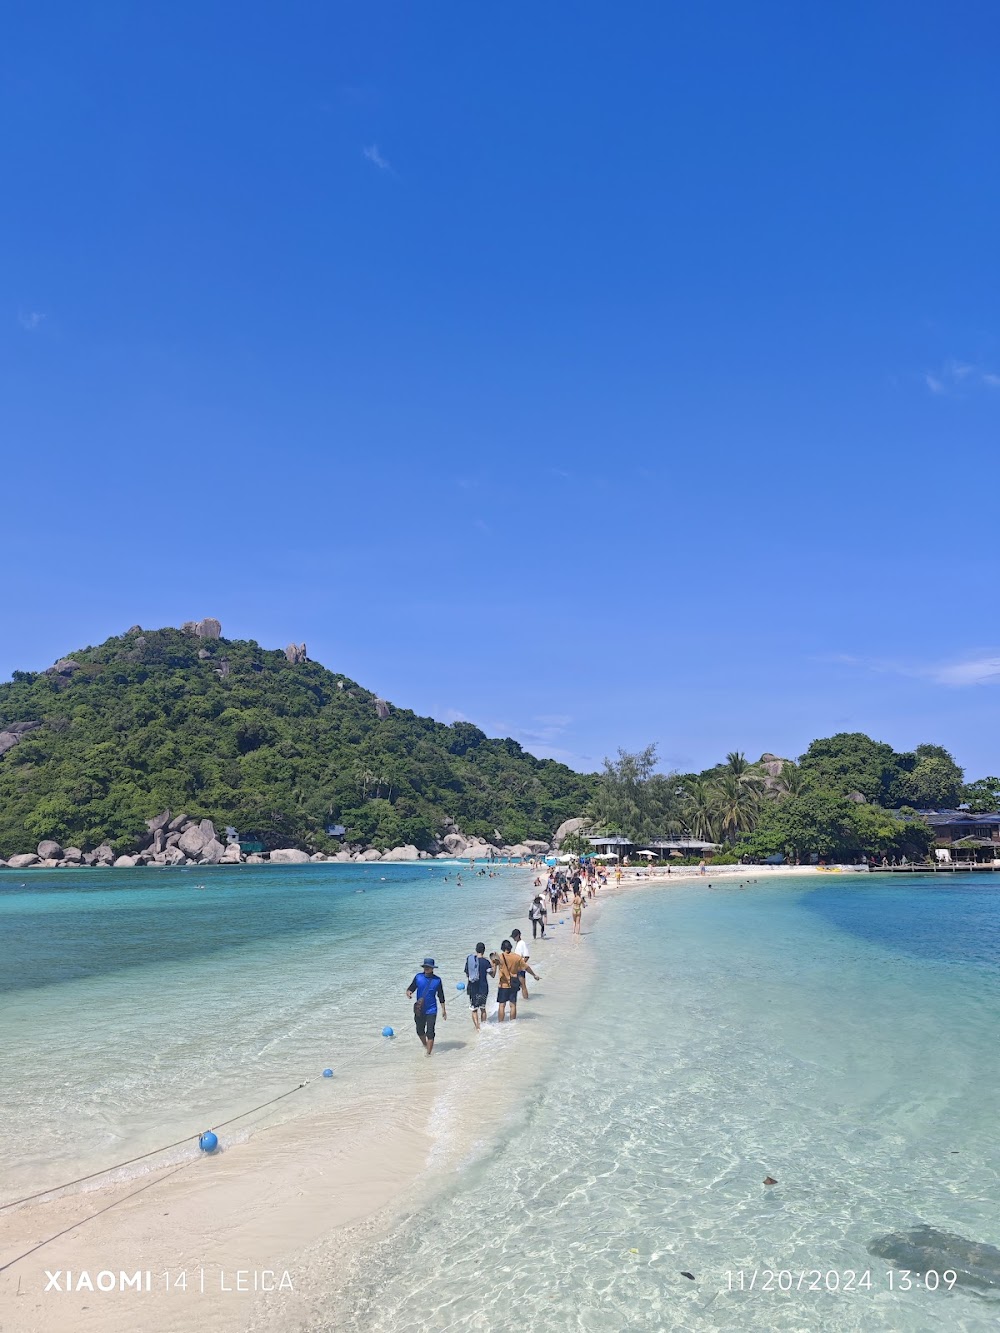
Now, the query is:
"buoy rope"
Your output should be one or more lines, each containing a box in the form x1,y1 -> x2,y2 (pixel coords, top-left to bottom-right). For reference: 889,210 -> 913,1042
0,1164 -> 190,1275
0,1079 -> 309,1213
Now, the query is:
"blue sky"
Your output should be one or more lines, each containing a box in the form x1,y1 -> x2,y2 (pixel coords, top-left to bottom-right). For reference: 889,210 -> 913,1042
3,2 -> 1000,778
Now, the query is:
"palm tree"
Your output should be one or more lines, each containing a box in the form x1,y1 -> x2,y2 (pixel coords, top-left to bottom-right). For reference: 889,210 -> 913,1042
775,763 -> 810,799
724,751 -> 752,780
715,771 -> 761,841
684,779 -> 719,842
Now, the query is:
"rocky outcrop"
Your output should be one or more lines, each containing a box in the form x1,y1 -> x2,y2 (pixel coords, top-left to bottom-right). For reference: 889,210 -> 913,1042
284,643 -> 308,665
198,838 -> 225,865
332,850 -> 353,862
0,720 -> 42,758
221,842 -> 242,863
146,810 -> 172,833
374,697 -> 391,720
553,817 -> 587,847
167,814 -> 188,832
113,855 -> 137,868
182,618 -> 222,640
7,853 -> 39,869
62,846 -> 83,863
269,848 -> 312,864
245,853 -> 265,864
523,840 -> 550,853
94,844 -> 115,864
45,658 -> 81,677
442,832 -> 469,854
382,844 -> 420,861
178,826 -> 209,858
37,839 -> 64,860
354,848 -> 382,862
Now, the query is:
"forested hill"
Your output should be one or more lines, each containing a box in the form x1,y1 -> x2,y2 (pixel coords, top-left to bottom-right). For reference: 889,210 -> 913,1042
0,623 -> 595,857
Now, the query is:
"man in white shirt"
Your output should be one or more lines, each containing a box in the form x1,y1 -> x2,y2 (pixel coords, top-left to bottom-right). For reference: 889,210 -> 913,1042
509,928 -> 539,999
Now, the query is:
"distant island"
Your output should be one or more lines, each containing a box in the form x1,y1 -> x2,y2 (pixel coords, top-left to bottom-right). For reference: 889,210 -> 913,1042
2,620 -> 998,870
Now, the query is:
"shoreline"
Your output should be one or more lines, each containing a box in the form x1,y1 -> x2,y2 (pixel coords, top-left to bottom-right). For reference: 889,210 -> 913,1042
0,867 -> 601,1333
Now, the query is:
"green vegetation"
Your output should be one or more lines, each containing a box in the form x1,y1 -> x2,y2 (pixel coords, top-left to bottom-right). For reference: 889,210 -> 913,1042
0,626 -> 595,857
586,733 -> 978,864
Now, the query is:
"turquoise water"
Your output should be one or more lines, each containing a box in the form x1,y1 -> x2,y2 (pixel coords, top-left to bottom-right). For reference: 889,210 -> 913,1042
0,861 -> 541,1199
5,868 -> 1000,1331
318,875 -> 1000,1333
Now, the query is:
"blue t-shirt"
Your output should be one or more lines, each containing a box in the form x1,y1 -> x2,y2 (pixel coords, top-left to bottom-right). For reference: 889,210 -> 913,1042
410,973 -> 444,1014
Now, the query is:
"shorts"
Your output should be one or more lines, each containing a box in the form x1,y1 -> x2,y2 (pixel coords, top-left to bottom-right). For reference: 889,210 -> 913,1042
414,1009 -> 437,1041
468,982 -> 488,1009
496,986 -> 518,1004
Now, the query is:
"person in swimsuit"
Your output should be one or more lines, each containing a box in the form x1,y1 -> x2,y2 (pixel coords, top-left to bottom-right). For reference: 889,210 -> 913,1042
493,941 -> 523,1022
571,888 -> 585,935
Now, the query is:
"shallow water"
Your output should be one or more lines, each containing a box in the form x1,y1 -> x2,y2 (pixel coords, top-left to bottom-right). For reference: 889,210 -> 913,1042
0,861 -> 543,1200
321,874 -> 1000,1333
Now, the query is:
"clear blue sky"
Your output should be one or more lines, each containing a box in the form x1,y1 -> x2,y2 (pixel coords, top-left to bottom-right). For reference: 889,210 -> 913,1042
3,3 -> 1000,779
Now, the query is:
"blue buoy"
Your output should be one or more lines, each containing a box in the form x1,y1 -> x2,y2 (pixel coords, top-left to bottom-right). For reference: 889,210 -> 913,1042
199,1131 -> 218,1153
382,1025 -> 394,1038
322,1068 -> 334,1078
456,981 -> 465,990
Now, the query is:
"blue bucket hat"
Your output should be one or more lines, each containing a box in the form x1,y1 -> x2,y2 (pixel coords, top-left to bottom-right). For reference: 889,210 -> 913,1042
422,957 -> 436,968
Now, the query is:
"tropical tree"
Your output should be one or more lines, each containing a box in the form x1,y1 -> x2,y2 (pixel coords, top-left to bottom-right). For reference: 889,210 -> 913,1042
589,744 -> 680,841
714,770 -> 763,842
683,778 -> 719,842
774,762 -> 811,799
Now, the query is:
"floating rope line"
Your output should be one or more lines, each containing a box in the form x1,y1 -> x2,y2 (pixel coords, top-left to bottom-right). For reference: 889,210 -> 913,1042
0,1164 -> 190,1275
0,1079 -> 309,1213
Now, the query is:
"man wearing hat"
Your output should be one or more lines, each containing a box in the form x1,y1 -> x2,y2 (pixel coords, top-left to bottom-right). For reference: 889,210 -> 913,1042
405,957 -> 447,1055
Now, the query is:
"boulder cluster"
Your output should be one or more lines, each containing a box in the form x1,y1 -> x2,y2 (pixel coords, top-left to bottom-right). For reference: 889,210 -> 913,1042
0,817 -> 589,871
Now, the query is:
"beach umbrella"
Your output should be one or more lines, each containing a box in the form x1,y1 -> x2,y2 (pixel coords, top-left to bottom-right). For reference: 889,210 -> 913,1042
637,850 -> 656,858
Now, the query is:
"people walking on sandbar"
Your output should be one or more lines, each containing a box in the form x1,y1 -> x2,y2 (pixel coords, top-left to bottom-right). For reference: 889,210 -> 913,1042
464,942 -> 494,1030
529,894 -> 547,939
406,957 -> 447,1055
572,886 -> 585,934
510,928 -> 539,999
492,940 -> 524,1021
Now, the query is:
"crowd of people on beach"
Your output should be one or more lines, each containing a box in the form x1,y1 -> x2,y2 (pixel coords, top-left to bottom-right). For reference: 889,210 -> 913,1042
404,864 -> 602,1055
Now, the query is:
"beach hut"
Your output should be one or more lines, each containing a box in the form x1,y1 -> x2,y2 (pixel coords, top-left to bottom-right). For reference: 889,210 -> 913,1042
587,835 -> 633,861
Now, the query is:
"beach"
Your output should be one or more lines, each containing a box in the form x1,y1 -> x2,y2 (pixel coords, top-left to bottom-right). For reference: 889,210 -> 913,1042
0,862 -> 596,1332
4,863 -> 1000,1332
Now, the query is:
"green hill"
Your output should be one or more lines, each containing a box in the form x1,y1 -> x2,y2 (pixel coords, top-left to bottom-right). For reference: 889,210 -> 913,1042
0,623 -> 595,857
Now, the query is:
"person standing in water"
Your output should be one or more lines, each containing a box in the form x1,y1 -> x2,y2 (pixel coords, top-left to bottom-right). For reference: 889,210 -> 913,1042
493,941 -> 523,1022
510,928 -> 539,999
464,942 -> 494,1030
406,957 -> 447,1055
571,887 -> 586,935
529,895 -> 547,939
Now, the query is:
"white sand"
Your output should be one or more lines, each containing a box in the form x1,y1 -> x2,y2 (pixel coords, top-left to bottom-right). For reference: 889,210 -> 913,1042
0,881 -> 603,1333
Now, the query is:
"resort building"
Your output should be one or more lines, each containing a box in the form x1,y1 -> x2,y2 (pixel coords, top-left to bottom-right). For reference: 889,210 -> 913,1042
918,810 -> 1000,861
643,837 -> 720,857
587,835 -> 634,858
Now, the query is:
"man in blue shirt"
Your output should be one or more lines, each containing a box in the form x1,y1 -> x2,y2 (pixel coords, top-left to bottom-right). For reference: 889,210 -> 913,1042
406,957 -> 447,1055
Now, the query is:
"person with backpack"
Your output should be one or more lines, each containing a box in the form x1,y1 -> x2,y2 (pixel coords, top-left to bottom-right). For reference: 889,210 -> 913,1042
528,894 -> 547,939
405,957 -> 447,1055
464,942 -> 495,1030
